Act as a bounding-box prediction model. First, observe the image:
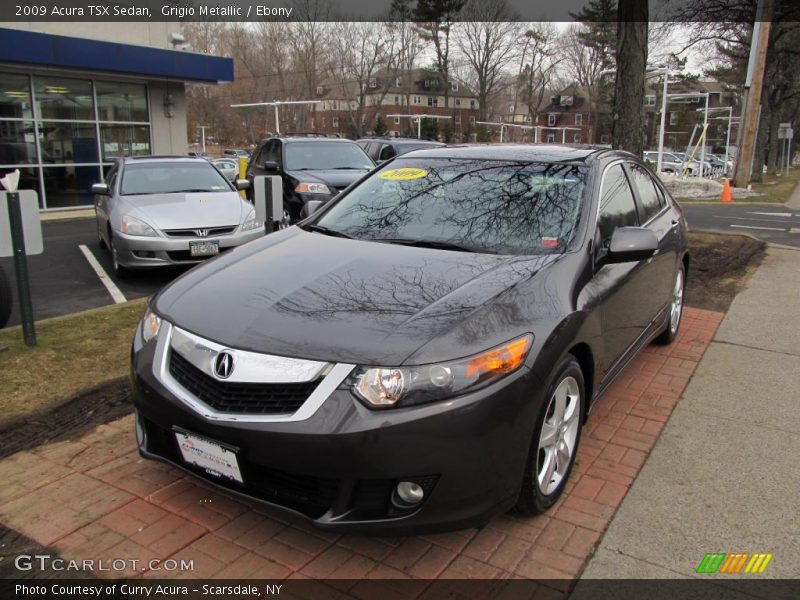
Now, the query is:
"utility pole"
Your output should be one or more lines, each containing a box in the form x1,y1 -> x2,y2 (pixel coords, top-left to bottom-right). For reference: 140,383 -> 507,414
733,0 -> 773,187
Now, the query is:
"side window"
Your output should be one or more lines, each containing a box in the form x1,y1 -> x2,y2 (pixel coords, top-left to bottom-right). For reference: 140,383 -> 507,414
598,164 -> 638,244
105,166 -> 117,190
364,142 -> 379,159
251,143 -> 266,166
264,140 -> 282,164
627,163 -> 665,223
378,144 -> 396,161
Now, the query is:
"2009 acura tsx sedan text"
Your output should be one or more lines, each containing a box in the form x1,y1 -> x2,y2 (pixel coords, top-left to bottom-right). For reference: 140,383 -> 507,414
131,144 -> 688,534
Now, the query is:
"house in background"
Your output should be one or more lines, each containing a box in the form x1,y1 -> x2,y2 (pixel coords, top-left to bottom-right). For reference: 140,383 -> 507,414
309,69 -> 480,139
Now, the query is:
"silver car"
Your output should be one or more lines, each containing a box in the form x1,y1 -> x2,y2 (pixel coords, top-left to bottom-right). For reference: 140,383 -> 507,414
93,156 -> 264,277
212,158 -> 239,181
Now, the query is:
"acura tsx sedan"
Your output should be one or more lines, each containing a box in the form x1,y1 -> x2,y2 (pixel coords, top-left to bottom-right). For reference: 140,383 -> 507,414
131,145 -> 688,534
93,156 -> 264,277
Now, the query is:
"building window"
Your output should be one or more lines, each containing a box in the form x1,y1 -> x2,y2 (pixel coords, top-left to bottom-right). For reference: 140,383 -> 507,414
0,72 -> 151,210
455,115 -> 461,124
547,133 -> 556,143
395,77 -> 402,87
525,114 -> 532,122
451,81 -> 458,92
414,96 -> 421,105
470,99 -> 475,109
645,95 -> 656,106
427,96 -> 438,107
394,116 -> 400,125
574,133 -> 581,143
669,112 -> 678,125
574,113 -> 583,126
455,98 -> 461,106
316,85 -> 324,95
332,116 -> 339,128
469,116 -> 475,125
368,77 -> 378,89
548,114 -> 557,126
394,95 -> 400,105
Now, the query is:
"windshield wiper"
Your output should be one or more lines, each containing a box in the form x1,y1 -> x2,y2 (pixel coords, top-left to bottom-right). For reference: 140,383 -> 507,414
303,224 -> 353,239
371,238 -> 487,253
170,189 -> 219,193
332,166 -> 367,170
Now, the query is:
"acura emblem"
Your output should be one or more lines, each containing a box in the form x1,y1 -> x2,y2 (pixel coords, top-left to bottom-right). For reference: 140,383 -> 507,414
214,351 -> 235,379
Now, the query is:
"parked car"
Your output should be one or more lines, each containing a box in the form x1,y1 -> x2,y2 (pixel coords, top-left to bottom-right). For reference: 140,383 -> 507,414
187,151 -> 210,159
245,134 -> 374,226
93,156 -> 264,278
0,265 -> 11,328
643,151 -> 683,174
212,158 -> 239,181
131,144 -> 689,534
357,137 -> 444,164
223,149 -> 251,159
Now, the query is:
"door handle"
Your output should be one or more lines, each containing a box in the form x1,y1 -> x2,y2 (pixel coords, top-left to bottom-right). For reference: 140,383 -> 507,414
670,219 -> 680,229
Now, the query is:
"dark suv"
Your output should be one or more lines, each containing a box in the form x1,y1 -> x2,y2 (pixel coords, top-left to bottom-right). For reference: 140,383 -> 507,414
357,137 -> 444,164
246,135 -> 374,224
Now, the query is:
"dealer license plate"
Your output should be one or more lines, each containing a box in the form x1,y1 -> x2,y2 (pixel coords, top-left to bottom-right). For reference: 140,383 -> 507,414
175,431 -> 243,483
189,240 -> 219,257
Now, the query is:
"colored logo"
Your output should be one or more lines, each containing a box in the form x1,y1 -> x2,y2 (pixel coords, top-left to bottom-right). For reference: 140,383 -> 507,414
379,168 -> 428,180
696,552 -> 773,574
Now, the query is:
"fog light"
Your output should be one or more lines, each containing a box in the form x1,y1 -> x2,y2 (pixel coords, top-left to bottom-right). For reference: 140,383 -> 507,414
396,481 -> 424,505
135,413 -> 146,448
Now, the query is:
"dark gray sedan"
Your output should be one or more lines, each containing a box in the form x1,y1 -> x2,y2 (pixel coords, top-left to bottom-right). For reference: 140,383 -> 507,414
131,145 -> 688,534
93,156 -> 264,277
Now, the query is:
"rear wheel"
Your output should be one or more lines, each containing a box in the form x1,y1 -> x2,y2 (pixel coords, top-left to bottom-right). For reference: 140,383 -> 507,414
654,265 -> 685,345
0,266 -> 12,328
515,354 -> 585,515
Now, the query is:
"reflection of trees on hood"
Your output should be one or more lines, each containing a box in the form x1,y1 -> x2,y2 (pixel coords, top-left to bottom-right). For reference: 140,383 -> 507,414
328,160 -> 585,254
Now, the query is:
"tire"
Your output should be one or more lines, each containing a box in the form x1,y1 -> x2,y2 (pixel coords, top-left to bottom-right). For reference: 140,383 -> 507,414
0,265 -> 12,329
109,234 -> 130,280
654,264 -> 685,345
515,354 -> 585,516
97,220 -> 107,250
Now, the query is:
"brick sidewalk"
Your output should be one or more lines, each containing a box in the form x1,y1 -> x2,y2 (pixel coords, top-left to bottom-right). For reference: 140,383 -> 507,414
0,308 -> 723,585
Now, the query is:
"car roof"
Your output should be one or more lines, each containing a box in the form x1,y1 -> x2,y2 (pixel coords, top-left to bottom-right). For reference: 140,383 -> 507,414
122,155 -> 209,164
279,137 -> 356,144
398,143 -> 625,163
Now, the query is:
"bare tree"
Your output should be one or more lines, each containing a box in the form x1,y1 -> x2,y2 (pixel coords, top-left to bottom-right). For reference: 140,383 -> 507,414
515,24 -> 561,138
455,0 -> 521,122
612,0 -> 649,155
389,0 -> 428,114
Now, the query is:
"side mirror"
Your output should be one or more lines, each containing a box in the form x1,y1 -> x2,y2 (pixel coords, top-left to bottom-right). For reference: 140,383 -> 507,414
306,200 -> 324,216
236,179 -> 251,191
605,227 -> 658,264
91,183 -> 110,196
261,160 -> 279,172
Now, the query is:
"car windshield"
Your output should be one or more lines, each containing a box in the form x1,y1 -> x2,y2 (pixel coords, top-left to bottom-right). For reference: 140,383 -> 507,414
285,142 -> 374,171
121,162 -> 233,195
314,158 -> 586,255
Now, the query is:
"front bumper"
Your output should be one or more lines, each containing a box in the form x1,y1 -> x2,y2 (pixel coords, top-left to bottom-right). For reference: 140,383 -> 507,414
114,228 -> 264,269
130,323 -> 547,534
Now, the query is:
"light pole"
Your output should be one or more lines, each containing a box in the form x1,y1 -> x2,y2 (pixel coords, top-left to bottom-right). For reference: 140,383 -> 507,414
197,125 -> 209,153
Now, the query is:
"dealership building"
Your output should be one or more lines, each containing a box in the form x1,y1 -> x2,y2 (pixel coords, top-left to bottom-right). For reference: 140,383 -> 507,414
0,23 -> 233,210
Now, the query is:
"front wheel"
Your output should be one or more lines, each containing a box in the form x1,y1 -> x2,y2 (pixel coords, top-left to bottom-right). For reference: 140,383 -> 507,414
654,264 -> 685,345
515,354 -> 585,515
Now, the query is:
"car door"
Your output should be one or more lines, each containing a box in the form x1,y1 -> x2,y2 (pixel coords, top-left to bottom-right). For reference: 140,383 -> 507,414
625,162 -> 678,320
592,162 -> 660,381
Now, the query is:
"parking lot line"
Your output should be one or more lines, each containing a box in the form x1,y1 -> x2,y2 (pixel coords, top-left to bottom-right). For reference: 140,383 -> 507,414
729,224 -> 785,232
78,244 -> 127,304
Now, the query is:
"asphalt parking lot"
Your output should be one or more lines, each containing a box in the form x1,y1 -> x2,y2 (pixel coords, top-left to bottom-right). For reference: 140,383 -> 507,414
1,218 -> 188,328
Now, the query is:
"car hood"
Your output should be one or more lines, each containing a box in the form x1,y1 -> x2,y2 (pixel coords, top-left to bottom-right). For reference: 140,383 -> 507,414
120,192 -> 245,230
154,228 -> 555,365
285,169 -> 371,191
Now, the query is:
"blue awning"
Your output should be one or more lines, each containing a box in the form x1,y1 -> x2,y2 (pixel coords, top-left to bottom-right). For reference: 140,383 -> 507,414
0,28 -> 233,83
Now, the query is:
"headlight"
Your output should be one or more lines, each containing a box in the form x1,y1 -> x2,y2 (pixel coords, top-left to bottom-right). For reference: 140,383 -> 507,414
240,209 -> 263,231
121,215 -> 158,237
353,334 -> 533,408
141,307 -> 162,343
295,182 -> 331,195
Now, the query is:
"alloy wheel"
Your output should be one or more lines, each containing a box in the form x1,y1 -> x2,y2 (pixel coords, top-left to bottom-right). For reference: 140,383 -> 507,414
537,376 -> 581,496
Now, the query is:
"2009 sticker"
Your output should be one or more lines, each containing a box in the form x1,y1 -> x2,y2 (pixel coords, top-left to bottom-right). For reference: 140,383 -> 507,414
379,168 -> 428,180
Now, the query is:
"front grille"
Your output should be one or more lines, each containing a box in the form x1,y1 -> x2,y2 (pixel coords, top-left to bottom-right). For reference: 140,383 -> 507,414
164,226 -> 237,238
168,350 -> 317,415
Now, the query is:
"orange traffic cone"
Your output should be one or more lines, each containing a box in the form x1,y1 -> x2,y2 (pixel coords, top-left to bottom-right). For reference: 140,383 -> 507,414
721,179 -> 733,203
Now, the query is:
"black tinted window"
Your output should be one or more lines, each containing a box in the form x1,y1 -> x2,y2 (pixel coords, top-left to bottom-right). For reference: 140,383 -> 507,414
379,144 -> 396,161
598,164 -> 638,243
316,159 -> 586,255
628,163 -> 664,222
285,142 -> 373,170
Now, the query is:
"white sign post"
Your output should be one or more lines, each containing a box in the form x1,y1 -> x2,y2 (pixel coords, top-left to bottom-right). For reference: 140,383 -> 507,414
1,170 -> 43,346
778,123 -> 793,176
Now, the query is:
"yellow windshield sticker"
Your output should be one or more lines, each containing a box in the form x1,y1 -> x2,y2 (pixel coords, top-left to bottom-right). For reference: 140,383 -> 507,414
379,168 -> 428,180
